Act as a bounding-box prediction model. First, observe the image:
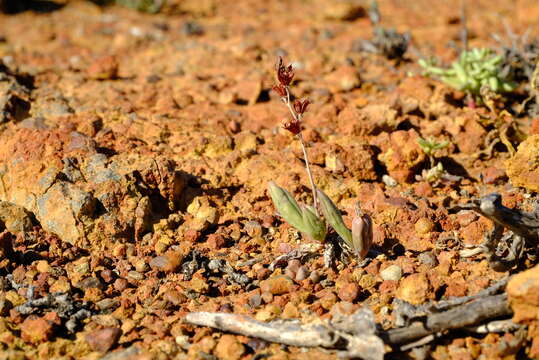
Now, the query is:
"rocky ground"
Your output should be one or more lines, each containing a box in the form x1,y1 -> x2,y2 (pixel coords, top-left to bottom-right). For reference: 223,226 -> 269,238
0,0 -> 539,359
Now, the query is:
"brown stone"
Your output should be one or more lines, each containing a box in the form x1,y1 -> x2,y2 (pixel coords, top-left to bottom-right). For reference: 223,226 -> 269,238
506,135 -> 539,192
20,316 -> 54,343
149,251 -> 182,273
206,233 -> 227,250
85,327 -> 122,353
415,218 -> 435,235
87,55 -> 119,80
337,282 -> 360,302
377,130 -> 426,183
260,275 -> 294,295
214,334 -> 245,360
396,273 -> 432,305
507,264 -> 539,323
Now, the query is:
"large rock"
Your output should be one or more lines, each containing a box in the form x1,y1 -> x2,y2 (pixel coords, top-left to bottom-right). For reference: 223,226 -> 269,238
507,264 -> 539,323
0,61 -> 31,124
0,127 -> 186,248
506,135 -> 539,192
507,264 -> 539,358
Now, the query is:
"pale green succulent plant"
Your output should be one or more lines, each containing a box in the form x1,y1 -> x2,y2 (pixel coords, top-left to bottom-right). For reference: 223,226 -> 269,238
419,48 -> 516,99
267,181 -> 372,260
417,137 -> 448,167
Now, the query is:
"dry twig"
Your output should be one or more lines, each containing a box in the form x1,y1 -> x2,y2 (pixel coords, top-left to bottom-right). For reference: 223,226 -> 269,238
185,307 -> 385,360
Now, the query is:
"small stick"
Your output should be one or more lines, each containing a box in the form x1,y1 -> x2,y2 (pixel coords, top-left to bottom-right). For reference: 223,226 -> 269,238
399,334 -> 437,351
465,319 -> 522,334
184,312 -> 338,348
385,294 -> 511,345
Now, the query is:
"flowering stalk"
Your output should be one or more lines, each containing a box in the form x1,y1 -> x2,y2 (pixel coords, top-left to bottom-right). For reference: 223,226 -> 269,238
272,57 -> 318,215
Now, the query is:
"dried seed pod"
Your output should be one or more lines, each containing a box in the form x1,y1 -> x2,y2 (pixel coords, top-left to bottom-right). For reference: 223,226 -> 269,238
352,203 -> 373,260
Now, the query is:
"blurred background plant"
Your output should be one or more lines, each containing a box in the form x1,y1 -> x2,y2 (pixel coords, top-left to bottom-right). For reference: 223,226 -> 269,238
419,48 -> 516,102
353,0 -> 410,60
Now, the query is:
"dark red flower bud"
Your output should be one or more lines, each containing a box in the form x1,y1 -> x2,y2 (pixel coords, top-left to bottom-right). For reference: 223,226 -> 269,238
272,84 -> 287,98
277,57 -> 294,86
281,117 -> 301,135
293,99 -> 310,114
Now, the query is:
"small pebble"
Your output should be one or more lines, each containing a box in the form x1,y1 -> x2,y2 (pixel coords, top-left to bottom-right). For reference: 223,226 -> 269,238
149,252 -> 182,273
418,252 -> 438,268
164,290 -> 186,305
85,327 -> 122,353
127,271 -> 144,281
76,277 -> 104,290
100,269 -> 114,283
260,275 -> 294,295
134,260 -> 149,273
113,278 -> 128,292
249,294 -> 262,308
338,282 -> 360,302
20,316 -> 53,343
415,218 -> 435,234
96,298 -> 120,311
244,221 -> 263,237
309,270 -> 321,283
261,292 -> 273,304
380,265 -> 403,281
295,266 -> 310,281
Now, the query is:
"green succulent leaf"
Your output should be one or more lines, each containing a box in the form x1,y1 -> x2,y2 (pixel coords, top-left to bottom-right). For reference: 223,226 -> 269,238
268,181 -> 304,231
419,48 -> 516,99
301,205 -> 327,242
268,182 -> 326,241
317,189 -> 352,246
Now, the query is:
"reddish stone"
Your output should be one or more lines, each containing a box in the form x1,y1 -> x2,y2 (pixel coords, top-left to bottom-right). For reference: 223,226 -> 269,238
184,229 -> 201,243
85,327 -> 122,353
20,316 -> 54,343
86,55 -> 118,80
338,282 -> 360,302
379,280 -> 398,294
207,233 -> 227,249
481,167 -> 507,185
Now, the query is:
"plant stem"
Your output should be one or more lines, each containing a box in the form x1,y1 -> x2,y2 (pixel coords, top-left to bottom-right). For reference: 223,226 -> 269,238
298,132 -> 319,216
283,87 -> 319,216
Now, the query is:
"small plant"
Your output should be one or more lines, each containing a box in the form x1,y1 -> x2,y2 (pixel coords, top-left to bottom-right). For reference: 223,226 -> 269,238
417,137 -> 449,167
419,48 -> 516,100
268,58 -> 372,261
417,137 -> 449,184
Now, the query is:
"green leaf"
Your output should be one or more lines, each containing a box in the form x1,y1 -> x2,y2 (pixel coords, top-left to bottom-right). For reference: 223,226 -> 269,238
267,182 -> 304,231
317,189 -> 352,246
301,206 -> 327,242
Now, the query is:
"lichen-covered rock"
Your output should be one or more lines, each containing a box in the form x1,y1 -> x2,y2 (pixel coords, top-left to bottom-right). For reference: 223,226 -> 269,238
0,127 -> 187,248
0,201 -> 34,232
506,135 -> 539,192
